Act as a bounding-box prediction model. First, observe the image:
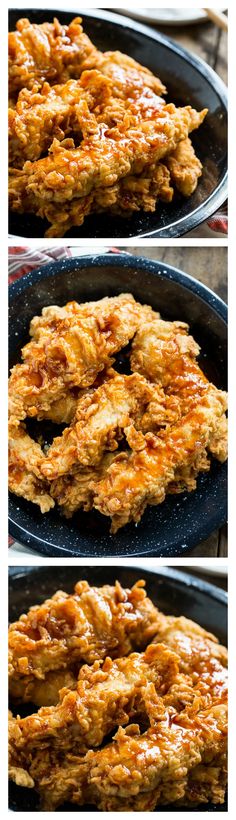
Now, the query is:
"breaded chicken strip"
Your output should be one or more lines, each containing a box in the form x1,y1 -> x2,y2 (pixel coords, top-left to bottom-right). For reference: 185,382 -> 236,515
93,49 -> 166,98
131,317 -> 200,389
13,159 -> 173,238
9,294 -> 147,425
30,702 -> 227,810
131,317 -> 227,422
153,616 -> 227,714
153,614 -> 228,670
9,579 -> 162,699
93,389 -> 227,532
8,16 -> 99,98
50,453 -> 117,517
8,422 -> 54,513
178,752 -> 227,808
85,703 -> 227,811
106,161 -> 174,214
9,67 -> 168,168
9,17 -> 165,100
9,643 -> 178,772
37,390 -> 80,425
40,373 -> 172,480
9,104 -> 207,237
9,667 -> 78,707
9,71 -> 113,167
166,137 -> 203,196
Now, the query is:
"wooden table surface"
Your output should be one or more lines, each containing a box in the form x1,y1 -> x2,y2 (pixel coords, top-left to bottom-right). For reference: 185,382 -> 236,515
122,245 -> 227,557
155,18 -> 227,85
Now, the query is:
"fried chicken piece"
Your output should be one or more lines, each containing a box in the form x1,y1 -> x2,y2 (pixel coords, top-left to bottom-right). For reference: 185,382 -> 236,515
15,159 -> 173,238
9,667 -> 78,707
9,71 -> 114,167
50,453 -> 116,517
31,701 -> 226,810
9,67 -> 168,168
8,579 -> 163,699
28,295 -> 154,341
86,703 -> 227,811
131,316 -> 228,470
178,752 -> 227,807
153,616 -> 227,714
37,391 -> 80,424
131,317 -> 200,388
153,614 -> 228,671
9,17 -> 165,100
8,17 -> 99,98
8,422 -> 54,513
9,104 -> 207,237
40,373 -> 170,480
9,643 -> 179,777
131,317 -> 227,421
8,294 -> 147,425
166,136 -> 203,196
99,161 -> 174,217
94,49 -> 166,98
93,388 -> 227,532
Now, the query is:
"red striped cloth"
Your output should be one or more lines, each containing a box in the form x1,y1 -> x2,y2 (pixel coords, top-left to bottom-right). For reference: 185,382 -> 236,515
208,210 -> 228,234
8,246 -> 72,283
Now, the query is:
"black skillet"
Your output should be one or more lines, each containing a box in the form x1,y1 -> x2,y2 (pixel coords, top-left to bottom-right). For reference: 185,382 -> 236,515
8,8 -> 227,239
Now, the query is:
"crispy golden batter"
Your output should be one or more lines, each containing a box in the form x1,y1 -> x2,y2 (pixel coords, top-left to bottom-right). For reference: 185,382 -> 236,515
11,159 -> 174,237
24,702 -> 227,810
40,373 -> 172,480
9,66 -> 168,168
9,71 -> 113,167
50,453 -> 116,518
8,579 -> 162,700
8,17 -> 99,98
131,313 -> 228,454
94,49 -> 166,98
9,18 -> 165,99
93,388 -> 227,532
9,643 -> 178,770
9,667 -> 78,707
9,103 -> 206,237
87,702 -> 227,809
131,317 -> 200,388
8,422 -> 54,513
8,294 -> 147,425
166,136 -> 203,196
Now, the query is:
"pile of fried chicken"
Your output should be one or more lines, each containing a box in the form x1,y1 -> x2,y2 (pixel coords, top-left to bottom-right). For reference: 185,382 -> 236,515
8,293 -> 228,533
9,16 -> 207,237
9,578 -> 228,811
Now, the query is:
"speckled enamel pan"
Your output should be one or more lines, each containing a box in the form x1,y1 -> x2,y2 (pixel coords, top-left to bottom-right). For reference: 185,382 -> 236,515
9,253 -> 227,557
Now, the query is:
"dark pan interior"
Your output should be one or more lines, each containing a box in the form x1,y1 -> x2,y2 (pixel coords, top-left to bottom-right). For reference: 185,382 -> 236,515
8,565 -> 227,812
8,8 -> 227,238
8,254 -> 227,557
